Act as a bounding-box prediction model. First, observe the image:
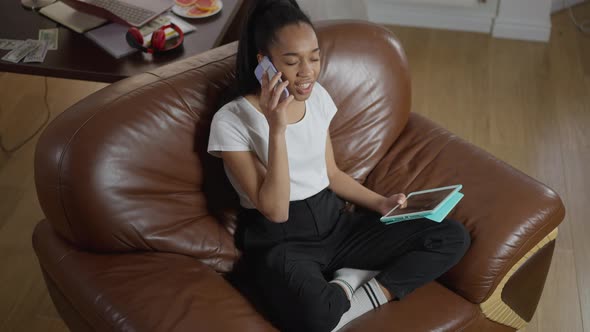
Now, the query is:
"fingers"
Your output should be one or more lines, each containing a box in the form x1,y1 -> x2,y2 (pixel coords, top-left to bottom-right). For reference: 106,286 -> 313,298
260,71 -> 270,103
260,72 -> 275,110
261,70 -> 283,93
261,70 -> 269,86
268,70 -> 283,90
269,79 -> 290,109
260,70 -> 287,112
277,94 -> 294,110
396,194 -> 407,208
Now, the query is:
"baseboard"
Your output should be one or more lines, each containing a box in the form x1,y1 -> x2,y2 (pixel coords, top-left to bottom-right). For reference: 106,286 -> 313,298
492,18 -> 552,42
365,0 -> 498,33
551,0 -> 585,13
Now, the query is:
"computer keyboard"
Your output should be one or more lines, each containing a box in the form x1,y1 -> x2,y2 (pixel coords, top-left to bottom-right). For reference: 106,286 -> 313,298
86,0 -> 156,26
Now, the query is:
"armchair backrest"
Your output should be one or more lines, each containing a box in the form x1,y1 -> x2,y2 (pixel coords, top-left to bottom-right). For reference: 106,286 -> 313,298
34,21 -> 411,273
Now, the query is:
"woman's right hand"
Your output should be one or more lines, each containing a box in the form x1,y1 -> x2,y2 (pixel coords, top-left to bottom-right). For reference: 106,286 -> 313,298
259,70 -> 294,132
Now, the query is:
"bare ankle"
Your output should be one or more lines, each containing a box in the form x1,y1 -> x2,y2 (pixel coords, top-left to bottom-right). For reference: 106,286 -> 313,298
377,282 -> 393,301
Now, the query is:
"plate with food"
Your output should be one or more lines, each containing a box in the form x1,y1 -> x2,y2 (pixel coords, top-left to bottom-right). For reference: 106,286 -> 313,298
172,0 -> 223,19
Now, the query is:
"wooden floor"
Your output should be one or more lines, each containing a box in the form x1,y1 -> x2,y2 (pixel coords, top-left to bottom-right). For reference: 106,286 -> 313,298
0,4 -> 588,331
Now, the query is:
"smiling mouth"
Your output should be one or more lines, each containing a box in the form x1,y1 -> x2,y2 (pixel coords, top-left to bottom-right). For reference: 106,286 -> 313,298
296,82 -> 312,89
294,81 -> 314,94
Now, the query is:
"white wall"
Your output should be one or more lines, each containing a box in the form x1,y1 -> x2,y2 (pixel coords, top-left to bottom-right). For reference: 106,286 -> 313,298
297,0 -> 326,21
384,0 -> 479,6
298,0 -> 367,20
492,0 -> 552,41
365,0 -> 498,33
297,0 -> 328,21
324,0 -> 368,19
299,0 -> 555,42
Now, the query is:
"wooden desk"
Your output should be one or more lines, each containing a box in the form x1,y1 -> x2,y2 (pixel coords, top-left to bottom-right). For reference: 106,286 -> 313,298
0,0 -> 242,83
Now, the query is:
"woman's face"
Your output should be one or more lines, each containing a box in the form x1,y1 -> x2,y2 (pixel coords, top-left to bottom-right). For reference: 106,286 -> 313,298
262,23 -> 321,102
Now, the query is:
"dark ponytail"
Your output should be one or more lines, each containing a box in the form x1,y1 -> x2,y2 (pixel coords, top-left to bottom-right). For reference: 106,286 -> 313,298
235,0 -> 314,97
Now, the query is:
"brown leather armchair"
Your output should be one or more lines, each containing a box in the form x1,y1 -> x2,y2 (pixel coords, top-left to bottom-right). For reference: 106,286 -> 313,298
33,21 -> 565,332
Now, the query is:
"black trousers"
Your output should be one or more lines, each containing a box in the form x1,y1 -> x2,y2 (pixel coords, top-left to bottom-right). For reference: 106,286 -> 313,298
235,188 -> 471,332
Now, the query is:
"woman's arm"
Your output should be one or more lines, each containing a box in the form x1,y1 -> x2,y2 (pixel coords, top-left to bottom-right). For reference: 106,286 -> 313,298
221,72 -> 294,223
325,135 -> 406,215
221,130 -> 290,222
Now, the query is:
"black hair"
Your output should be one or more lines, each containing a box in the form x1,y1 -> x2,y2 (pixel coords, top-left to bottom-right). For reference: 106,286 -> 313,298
235,0 -> 314,97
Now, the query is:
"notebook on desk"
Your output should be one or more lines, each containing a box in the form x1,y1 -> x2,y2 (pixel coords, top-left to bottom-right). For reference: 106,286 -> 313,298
39,1 -> 108,34
61,0 -> 173,27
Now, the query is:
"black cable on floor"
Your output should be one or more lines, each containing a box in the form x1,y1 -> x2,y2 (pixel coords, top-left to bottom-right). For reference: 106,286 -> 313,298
0,76 -> 51,154
565,0 -> 590,33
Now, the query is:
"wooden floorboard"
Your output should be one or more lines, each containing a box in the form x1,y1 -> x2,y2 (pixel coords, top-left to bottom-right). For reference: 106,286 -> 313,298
388,4 -> 589,331
0,75 -> 107,332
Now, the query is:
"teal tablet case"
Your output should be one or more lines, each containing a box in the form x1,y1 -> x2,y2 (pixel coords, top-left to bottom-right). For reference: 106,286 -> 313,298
383,191 -> 464,225
423,191 -> 464,222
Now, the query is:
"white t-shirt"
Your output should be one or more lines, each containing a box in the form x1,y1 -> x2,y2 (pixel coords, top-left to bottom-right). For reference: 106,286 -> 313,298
207,83 -> 338,209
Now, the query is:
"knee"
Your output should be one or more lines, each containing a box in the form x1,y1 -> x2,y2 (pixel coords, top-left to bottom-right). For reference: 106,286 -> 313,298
443,219 -> 471,259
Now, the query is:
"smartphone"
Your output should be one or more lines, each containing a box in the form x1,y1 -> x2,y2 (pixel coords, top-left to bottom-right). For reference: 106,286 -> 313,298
254,56 -> 290,100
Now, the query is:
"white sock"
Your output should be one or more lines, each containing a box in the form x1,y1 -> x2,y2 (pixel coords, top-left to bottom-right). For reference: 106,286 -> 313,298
329,268 -> 379,299
331,278 -> 389,332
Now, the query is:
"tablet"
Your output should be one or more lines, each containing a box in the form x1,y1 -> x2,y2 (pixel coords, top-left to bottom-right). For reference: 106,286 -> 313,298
380,185 -> 462,223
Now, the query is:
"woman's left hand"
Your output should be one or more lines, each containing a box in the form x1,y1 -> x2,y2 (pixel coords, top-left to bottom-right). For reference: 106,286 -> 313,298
377,193 -> 407,216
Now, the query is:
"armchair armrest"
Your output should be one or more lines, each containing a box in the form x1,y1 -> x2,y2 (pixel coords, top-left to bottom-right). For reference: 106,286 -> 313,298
364,113 -> 565,327
33,220 -> 275,332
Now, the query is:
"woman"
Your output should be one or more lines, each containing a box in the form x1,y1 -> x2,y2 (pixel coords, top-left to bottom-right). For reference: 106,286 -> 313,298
207,1 -> 471,331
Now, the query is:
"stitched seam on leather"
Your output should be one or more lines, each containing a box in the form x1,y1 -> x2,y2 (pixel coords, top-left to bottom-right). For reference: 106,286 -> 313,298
44,269 -> 103,332
481,206 -> 563,303
56,249 -> 76,264
147,52 -> 236,81
41,262 -> 116,331
56,157 -> 78,242
158,79 -> 198,120
455,309 -> 483,332
56,79 -> 162,248
215,226 -> 225,268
